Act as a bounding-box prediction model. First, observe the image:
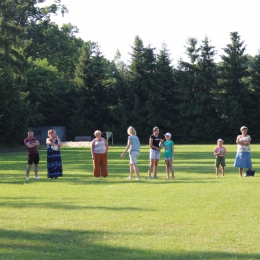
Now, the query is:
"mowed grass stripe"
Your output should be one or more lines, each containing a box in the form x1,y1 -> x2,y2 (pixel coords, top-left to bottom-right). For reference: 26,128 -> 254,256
0,145 -> 260,259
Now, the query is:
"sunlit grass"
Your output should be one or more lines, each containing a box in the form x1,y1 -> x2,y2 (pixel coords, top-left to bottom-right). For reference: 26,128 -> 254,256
0,144 -> 260,259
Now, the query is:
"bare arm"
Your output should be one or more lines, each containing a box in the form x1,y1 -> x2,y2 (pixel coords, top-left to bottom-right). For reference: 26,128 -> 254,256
149,138 -> 161,150
91,139 -> 95,159
121,138 -> 131,158
104,138 -> 109,153
57,136 -> 62,147
25,139 -> 40,148
46,138 -> 59,147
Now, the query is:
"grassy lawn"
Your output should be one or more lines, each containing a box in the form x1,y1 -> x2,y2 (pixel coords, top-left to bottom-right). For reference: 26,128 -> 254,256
0,144 -> 260,260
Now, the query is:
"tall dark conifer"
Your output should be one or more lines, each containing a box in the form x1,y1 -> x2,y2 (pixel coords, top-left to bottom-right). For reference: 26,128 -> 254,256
219,32 -> 249,139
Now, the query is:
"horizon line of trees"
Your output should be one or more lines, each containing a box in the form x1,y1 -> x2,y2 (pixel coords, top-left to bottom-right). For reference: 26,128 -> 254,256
1,0 -> 260,146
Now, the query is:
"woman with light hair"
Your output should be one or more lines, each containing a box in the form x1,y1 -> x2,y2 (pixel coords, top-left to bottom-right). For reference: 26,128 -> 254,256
46,129 -> 63,179
91,130 -> 109,177
121,126 -> 141,180
234,126 -> 255,177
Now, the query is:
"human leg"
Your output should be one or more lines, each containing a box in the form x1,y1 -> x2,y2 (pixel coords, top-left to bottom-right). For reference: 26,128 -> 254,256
26,164 -> 31,178
34,164 -> 39,178
239,168 -> 243,177
100,153 -> 108,177
154,159 -> 159,178
221,166 -> 225,177
93,154 -> 101,177
128,164 -> 134,179
169,159 -> 174,178
148,158 -> 155,179
215,167 -> 219,177
33,154 -> 40,178
133,163 -> 140,179
165,159 -> 170,178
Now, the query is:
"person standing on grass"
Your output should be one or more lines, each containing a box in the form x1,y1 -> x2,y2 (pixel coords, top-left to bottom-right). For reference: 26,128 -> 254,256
46,129 -> 63,179
213,139 -> 226,178
162,132 -> 175,179
91,130 -> 109,178
148,126 -> 163,180
24,130 -> 40,180
121,126 -> 141,180
234,126 -> 255,177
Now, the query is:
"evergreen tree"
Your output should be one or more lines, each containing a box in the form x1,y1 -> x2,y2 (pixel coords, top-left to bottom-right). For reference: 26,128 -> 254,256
128,36 -> 158,141
175,37 -> 200,142
246,52 -> 260,141
175,37 -> 219,142
219,32 -> 249,139
0,61 -> 28,145
154,43 -> 176,134
0,0 -> 26,79
72,42 -> 115,137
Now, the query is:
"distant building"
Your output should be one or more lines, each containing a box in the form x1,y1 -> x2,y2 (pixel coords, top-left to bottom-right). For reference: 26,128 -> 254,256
29,125 -> 66,144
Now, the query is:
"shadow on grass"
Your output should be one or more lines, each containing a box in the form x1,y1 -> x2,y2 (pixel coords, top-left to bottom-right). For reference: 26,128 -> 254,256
0,228 -> 259,260
0,198 -> 152,211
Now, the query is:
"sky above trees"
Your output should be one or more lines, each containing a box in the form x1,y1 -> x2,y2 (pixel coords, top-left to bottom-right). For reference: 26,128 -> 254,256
44,0 -> 260,65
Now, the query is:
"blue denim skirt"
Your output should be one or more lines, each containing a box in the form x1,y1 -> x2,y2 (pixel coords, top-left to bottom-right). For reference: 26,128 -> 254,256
234,152 -> 252,168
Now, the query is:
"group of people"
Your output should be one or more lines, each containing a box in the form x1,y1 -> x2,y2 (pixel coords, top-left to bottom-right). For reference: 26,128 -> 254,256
213,126 -> 255,178
24,129 -> 63,179
93,126 -> 175,180
24,125 -> 255,180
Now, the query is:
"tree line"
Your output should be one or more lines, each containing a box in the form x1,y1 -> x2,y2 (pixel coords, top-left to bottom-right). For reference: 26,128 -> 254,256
1,0 -> 260,145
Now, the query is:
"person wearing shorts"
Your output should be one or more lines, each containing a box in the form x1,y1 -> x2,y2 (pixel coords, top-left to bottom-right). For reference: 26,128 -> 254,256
24,130 -> 40,180
121,126 -> 141,180
162,132 -> 175,179
148,126 -> 163,179
213,138 -> 227,177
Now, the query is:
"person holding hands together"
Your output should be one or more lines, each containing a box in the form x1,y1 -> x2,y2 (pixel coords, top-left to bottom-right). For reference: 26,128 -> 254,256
148,126 -> 163,179
214,139 -> 226,178
91,130 -> 109,178
24,130 -> 41,180
46,129 -> 63,179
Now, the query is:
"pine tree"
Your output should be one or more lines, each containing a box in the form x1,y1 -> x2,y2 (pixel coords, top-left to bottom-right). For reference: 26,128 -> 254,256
219,32 -> 249,139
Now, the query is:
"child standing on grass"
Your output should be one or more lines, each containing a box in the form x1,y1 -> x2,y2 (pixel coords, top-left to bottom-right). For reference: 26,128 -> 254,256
162,132 -> 175,179
214,139 -> 227,178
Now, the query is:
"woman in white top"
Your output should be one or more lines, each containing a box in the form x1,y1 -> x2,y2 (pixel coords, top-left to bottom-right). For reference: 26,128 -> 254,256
91,130 -> 108,177
121,126 -> 141,180
234,126 -> 254,177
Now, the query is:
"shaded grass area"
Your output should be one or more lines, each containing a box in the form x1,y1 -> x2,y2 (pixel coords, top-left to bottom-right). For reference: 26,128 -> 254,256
0,145 -> 260,259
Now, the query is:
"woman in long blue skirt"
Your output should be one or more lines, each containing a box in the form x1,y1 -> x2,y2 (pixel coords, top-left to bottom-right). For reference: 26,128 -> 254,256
46,129 -> 63,179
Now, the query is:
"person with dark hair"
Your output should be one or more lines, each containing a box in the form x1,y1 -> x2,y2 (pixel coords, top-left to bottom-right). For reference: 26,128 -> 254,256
234,126 -> 255,177
24,130 -> 40,180
46,129 -> 63,179
147,126 -> 163,180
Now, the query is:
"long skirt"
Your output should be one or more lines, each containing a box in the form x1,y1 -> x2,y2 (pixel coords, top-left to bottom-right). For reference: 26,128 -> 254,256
47,148 -> 63,178
234,152 -> 252,169
93,153 -> 108,177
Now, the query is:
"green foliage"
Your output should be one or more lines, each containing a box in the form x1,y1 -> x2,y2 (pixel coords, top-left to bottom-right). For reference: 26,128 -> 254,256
176,37 -> 220,142
1,0 -> 260,144
0,61 -> 28,145
218,32 -> 249,138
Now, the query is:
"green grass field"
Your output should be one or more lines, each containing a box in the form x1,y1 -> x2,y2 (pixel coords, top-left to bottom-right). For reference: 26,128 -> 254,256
0,144 -> 260,260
